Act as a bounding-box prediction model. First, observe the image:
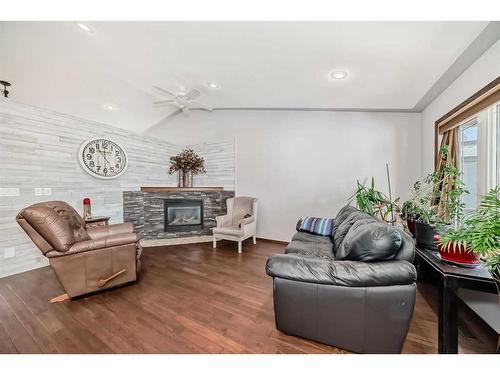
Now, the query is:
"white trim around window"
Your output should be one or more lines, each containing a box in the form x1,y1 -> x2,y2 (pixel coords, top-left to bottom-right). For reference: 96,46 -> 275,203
458,100 -> 499,209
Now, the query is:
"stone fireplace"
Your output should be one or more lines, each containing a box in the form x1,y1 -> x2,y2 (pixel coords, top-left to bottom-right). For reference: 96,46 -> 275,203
164,199 -> 203,232
123,187 -> 234,240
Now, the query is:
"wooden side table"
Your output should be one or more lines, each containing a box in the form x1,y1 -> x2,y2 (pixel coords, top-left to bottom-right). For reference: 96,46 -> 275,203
415,247 -> 497,353
84,216 -> 110,229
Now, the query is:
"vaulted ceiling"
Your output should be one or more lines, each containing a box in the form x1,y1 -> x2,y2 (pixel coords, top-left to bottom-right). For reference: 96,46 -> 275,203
0,21 -> 494,132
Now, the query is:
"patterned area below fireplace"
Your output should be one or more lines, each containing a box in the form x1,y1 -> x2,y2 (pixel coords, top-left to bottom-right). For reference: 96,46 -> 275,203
123,189 -> 235,240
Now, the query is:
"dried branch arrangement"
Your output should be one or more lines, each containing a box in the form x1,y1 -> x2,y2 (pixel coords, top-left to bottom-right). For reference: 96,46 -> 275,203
169,148 -> 206,175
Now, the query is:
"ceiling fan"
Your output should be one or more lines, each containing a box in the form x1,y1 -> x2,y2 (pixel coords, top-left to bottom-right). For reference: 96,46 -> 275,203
152,85 -> 214,118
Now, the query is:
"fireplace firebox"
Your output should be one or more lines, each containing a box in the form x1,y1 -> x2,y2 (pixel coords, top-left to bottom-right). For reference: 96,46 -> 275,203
164,199 -> 204,232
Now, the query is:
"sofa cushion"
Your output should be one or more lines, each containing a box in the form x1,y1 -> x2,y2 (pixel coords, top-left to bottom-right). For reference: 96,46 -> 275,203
332,206 -> 376,253
266,255 -> 417,286
286,232 -> 334,260
285,242 -> 335,260
336,221 -> 402,261
291,231 -> 333,243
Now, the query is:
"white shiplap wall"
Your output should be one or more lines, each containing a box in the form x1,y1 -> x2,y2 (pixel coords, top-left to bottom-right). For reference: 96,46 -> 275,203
188,140 -> 235,191
0,99 -> 235,278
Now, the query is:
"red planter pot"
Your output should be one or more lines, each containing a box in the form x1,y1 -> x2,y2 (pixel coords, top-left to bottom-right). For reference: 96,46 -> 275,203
434,235 -> 481,266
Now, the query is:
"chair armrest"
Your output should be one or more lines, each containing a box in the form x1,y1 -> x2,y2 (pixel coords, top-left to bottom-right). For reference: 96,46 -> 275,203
46,232 -> 138,257
215,214 -> 232,228
266,254 -> 416,287
241,216 -> 255,226
86,223 -> 134,240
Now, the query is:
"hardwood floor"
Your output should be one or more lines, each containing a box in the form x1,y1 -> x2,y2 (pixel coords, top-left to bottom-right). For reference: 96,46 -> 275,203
0,240 -> 496,353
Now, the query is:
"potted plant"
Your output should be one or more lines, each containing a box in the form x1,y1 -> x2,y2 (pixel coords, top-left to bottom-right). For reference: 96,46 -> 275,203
435,234 -> 481,266
411,146 -> 468,250
438,187 -> 500,269
348,177 -> 400,224
409,178 -> 440,249
169,148 -> 206,187
401,182 -> 422,237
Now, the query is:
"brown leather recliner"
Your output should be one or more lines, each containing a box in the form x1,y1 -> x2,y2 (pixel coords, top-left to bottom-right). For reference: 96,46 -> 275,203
16,201 -> 141,303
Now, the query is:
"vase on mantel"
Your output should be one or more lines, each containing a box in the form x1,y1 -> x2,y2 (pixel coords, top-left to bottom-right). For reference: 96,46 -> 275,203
186,171 -> 193,187
177,170 -> 184,187
177,170 -> 194,188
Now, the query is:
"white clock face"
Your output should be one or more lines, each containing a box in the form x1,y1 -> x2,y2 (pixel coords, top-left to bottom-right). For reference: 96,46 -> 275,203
79,138 -> 128,179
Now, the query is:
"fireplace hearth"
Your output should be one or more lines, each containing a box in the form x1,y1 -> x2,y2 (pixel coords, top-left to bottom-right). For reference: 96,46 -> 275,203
164,199 -> 203,232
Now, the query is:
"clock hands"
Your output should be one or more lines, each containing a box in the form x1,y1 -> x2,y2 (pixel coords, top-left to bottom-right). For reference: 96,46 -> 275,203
97,149 -> 111,164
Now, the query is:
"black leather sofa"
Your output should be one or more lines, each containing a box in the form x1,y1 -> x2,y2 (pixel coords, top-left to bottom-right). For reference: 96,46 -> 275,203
266,206 -> 417,353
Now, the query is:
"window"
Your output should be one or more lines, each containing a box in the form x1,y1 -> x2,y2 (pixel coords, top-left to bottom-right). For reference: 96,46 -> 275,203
459,118 -> 478,210
458,101 -> 499,210
497,104 -> 500,187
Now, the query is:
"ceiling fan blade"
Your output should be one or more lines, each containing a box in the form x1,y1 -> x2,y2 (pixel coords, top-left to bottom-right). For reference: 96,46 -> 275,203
189,100 -> 213,111
152,99 -> 175,105
152,86 -> 177,98
185,89 -> 201,101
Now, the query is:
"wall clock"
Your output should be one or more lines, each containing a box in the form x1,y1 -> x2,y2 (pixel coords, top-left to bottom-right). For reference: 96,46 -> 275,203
79,138 -> 128,179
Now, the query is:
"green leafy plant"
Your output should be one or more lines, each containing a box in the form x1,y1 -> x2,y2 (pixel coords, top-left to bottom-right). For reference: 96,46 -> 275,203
407,179 -> 436,223
409,146 -> 468,225
440,187 -> 500,279
402,181 -> 425,221
348,177 -> 400,224
401,200 -> 417,221
485,254 -> 500,282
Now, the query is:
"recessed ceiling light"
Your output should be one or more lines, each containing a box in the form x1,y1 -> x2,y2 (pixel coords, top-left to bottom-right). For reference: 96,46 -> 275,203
103,104 -> 116,111
207,82 -> 220,89
74,22 -> 95,34
330,71 -> 349,80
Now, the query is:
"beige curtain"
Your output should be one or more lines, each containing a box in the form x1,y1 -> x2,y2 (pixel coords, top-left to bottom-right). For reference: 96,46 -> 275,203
435,127 -> 459,221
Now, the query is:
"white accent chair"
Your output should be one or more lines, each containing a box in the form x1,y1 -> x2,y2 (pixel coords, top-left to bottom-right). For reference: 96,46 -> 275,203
212,197 -> 258,253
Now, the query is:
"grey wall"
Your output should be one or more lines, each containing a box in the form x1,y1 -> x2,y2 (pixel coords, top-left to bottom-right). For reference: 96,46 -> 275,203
0,99 -> 235,278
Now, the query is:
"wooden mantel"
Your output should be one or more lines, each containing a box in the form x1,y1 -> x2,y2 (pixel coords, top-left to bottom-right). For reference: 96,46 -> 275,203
140,186 -> 224,193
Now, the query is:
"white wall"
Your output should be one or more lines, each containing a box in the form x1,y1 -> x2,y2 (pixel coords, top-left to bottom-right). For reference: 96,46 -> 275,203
421,39 -> 500,177
148,110 -> 422,241
0,100 -> 235,278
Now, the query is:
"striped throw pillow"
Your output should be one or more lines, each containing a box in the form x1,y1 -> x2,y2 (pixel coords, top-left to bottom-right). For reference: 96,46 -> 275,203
299,216 -> 335,237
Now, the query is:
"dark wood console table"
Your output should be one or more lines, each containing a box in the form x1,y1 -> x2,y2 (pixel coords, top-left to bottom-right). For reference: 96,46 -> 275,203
415,247 -> 498,353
